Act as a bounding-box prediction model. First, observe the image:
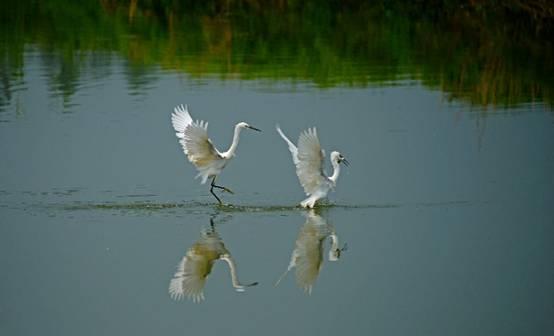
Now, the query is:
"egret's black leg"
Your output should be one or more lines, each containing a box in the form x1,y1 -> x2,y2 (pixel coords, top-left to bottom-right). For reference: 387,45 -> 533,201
210,176 -> 234,194
210,176 -> 223,204
209,217 -> 216,232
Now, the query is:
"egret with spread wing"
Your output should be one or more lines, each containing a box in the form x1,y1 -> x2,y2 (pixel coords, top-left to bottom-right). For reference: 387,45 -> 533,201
171,104 -> 261,204
276,125 -> 349,208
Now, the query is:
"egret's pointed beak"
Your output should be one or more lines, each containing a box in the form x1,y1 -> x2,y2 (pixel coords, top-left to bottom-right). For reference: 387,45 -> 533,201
341,158 -> 350,166
234,282 -> 259,292
247,125 -> 262,132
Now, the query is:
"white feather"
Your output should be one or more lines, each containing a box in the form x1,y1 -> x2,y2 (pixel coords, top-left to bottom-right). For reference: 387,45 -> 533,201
275,211 -> 338,294
168,252 -> 208,303
296,128 -> 327,196
276,125 -> 299,165
171,104 -> 192,139
277,125 -> 345,208
171,105 -> 225,184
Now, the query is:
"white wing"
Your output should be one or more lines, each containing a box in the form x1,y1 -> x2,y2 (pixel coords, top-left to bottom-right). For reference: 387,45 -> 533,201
276,125 -> 299,165
296,128 -> 326,195
294,215 -> 325,295
168,252 -> 208,303
171,104 -> 192,137
171,104 -> 221,169
275,212 -> 327,293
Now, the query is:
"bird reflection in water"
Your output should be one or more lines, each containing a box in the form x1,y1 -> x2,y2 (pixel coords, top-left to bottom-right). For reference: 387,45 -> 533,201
275,210 -> 347,294
169,217 -> 258,302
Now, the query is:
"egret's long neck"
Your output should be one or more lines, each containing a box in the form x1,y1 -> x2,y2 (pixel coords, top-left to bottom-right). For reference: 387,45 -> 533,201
329,233 -> 339,252
329,160 -> 341,184
328,232 -> 341,262
220,255 -> 241,289
220,255 -> 256,290
223,124 -> 242,158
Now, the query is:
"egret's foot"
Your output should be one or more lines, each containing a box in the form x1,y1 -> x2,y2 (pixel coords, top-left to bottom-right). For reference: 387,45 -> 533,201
222,187 -> 234,194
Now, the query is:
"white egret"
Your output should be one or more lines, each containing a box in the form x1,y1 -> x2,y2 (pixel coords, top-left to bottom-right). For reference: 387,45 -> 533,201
274,210 -> 346,294
171,104 -> 261,204
276,125 -> 349,208
169,218 -> 258,302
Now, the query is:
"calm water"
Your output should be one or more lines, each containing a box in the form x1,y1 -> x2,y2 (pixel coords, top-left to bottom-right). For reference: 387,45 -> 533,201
1,2 -> 553,336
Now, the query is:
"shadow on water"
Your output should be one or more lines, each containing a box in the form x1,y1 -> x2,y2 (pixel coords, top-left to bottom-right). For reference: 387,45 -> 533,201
167,210 -> 347,301
168,216 -> 258,303
274,209 -> 347,295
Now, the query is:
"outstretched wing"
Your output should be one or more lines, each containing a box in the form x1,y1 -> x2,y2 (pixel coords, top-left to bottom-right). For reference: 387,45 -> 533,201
171,104 -> 193,135
276,125 -> 299,165
296,128 -> 326,195
171,104 -> 221,169
294,215 -> 325,295
168,252 -> 208,303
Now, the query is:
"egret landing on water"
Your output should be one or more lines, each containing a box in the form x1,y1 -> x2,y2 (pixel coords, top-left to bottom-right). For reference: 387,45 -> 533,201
171,104 -> 261,204
276,125 -> 349,208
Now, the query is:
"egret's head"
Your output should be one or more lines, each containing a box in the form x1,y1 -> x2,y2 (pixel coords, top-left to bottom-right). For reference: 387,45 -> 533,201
329,248 -> 341,261
331,151 -> 349,166
237,122 -> 261,132
328,238 -> 347,261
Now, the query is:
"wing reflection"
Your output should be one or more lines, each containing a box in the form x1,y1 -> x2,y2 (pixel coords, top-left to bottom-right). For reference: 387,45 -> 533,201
169,218 -> 258,302
275,210 -> 346,294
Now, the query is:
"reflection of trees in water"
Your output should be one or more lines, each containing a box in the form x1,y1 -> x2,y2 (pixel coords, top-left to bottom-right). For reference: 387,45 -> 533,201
0,57 -> 14,114
0,0 -> 552,110
39,51 -> 116,110
40,52 -> 80,108
411,12 -> 553,108
0,43 -> 24,116
124,63 -> 159,97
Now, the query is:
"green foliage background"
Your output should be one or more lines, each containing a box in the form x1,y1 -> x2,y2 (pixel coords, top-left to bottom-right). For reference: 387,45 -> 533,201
1,0 -> 553,108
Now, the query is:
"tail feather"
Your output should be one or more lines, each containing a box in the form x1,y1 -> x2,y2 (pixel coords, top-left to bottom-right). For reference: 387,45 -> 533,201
274,266 -> 291,287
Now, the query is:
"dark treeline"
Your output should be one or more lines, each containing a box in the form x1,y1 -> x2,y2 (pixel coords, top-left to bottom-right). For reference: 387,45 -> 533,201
1,0 -> 553,109
98,0 -> 554,36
